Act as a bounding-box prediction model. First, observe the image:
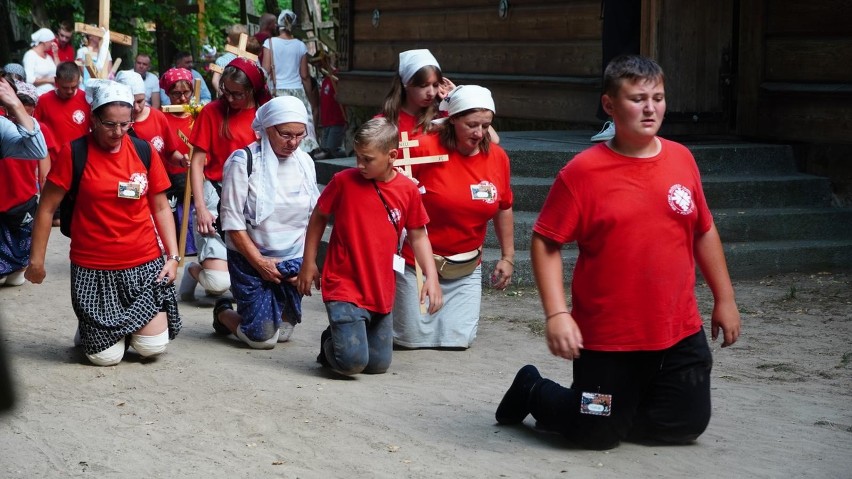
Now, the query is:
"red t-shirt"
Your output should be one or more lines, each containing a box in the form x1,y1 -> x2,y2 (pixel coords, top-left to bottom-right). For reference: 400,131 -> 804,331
48,41 -> 75,63
0,159 -> 38,211
320,76 -> 345,127
40,121 -> 59,158
189,100 -> 257,182
317,168 -> 429,314
163,113 -> 193,175
33,89 -> 90,150
533,139 -> 713,352
132,108 -> 179,165
401,133 -> 513,262
47,134 -> 171,270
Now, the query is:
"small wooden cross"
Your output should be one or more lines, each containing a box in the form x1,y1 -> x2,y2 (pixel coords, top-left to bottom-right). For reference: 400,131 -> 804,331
209,33 -> 258,75
161,78 -> 203,114
394,131 -> 449,314
74,0 -> 132,79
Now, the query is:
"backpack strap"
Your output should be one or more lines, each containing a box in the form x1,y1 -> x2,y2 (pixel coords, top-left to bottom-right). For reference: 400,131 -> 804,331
129,136 -> 152,170
243,146 -> 253,177
69,136 -> 89,197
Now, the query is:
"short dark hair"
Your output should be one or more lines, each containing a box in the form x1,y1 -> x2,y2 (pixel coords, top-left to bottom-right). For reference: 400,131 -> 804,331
603,55 -> 665,97
174,51 -> 192,65
56,61 -> 81,81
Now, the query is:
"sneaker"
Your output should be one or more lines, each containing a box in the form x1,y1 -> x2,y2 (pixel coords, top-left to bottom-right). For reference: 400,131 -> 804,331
590,121 -> 615,142
316,327 -> 331,367
212,298 -> 234,335
495,365 -> 542,425
278,322 -> 295,342
3,269 -> 26,287
179,263 -> 198,301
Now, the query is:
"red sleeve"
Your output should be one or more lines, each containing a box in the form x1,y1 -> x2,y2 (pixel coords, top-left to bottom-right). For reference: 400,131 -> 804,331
40,123 -> 60,157
533,166 -> 580,244
316,169 -> 344,215
46,142 -> 73,192
189,101 -> 219,152
145,146 -> 171,195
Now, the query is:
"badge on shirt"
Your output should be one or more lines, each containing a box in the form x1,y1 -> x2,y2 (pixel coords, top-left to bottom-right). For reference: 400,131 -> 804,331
118,181 -> 142,199
580,391 -> 612,416
470,181 -> 497,204
393,254 -> 406,274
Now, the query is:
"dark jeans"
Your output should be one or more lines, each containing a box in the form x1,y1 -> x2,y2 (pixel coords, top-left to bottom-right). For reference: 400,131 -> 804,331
530,329 -> 713,450
322,301 -> 393,375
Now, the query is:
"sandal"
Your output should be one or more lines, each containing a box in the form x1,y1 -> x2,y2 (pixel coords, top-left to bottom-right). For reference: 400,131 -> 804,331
212,298 -> 234,335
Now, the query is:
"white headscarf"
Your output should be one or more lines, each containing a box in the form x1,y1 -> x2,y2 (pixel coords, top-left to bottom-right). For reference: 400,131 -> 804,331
398,49 -> 439,86
247,96 -> 312,225
433,85 -> 495,124
85,79 -> 133,110
114,70 -> 146,95
30,28 -> 55,46
277,9 -> 297,29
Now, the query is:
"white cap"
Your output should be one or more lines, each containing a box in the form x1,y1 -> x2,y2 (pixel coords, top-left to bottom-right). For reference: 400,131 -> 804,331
398,49 -> 440,86
114,70 -> 147,96
434,85 -> 495,122
85,79 -> 134,110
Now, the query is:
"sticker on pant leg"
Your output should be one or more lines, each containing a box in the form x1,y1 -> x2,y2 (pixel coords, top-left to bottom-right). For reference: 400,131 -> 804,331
580,392 -> 612,416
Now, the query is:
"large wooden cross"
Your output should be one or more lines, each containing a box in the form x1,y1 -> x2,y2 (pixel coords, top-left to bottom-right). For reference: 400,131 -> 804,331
394,131 -> 449,314
75,0 -> 132,79
171,79 -> 203,265
208,33 -> 259,74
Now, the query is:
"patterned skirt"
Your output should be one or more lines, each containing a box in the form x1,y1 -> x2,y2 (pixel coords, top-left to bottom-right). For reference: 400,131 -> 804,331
0,221 -> 32,275
71,258 -> 182,355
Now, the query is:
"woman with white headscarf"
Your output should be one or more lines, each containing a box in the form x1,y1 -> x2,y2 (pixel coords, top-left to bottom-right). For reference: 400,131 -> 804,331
213,96 -> 319,349
23,28 -> 59,96
393,85 -> 514,350
260,9 -> 319,153
26,79 -> 182,366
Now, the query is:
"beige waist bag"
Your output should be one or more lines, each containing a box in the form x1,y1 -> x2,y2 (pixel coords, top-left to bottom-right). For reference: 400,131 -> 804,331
433,248 -> 482,280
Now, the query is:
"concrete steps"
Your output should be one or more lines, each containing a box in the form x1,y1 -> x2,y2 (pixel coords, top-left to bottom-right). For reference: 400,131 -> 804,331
315,131 -> 852,283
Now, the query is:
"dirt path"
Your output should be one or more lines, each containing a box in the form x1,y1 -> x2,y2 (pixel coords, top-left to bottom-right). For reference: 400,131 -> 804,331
1,233 -> 850,477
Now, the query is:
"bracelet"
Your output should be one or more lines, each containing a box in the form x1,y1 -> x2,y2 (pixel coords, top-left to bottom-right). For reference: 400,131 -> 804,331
499,258 -> 515,267
545,311 -> 570,321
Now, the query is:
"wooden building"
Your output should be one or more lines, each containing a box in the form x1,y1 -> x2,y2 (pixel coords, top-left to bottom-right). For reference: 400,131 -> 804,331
333,0 -> 852,148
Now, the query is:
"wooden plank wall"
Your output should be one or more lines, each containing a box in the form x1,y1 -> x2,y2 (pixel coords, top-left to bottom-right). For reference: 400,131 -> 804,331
738,0 -> 852,143
336,0 -> 603,123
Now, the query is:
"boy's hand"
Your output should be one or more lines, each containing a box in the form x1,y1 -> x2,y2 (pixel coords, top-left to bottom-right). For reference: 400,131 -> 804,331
545,313 -> 583,360
25,264 -> 45,284
296,262 -> 320,296
711,298 -> 741,347
421,276 -> 443,314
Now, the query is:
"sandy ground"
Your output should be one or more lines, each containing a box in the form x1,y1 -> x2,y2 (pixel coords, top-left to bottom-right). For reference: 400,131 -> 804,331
1,233 -> 850,478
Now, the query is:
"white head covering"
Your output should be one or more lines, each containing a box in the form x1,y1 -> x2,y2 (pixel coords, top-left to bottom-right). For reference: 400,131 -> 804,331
434,85 -> 495,124
398,49 -> 440,86
3,63 -> 26,80
114,70 -> 147,96
14,80 -> 39,105
85,79 -> 134,110
30,28 -> 55,46
247,96 -> 311,225
277,9 -> 297,28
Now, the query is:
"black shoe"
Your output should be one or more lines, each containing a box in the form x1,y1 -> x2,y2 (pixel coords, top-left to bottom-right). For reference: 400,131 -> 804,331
495,365 -> 541,425
212,298 -> 233,335
316,327 -> 331,366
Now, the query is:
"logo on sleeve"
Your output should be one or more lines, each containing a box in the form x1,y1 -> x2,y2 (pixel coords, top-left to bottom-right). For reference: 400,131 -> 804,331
72,110 -> 86,124
668,184 -> 694,215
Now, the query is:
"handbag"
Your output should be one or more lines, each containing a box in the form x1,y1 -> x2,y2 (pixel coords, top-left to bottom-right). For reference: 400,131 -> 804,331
0,195 -> 38,231
433,248 -> 482,280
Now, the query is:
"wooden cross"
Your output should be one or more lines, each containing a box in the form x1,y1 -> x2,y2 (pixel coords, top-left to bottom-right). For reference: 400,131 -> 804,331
75,0 -> 132,79
394,131 -> 449,314
208,33 -> 259,74
170,79 -> 203,265
161,78 -> 204,114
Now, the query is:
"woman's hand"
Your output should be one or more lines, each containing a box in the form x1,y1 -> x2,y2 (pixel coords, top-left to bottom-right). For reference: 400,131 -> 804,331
195,205 -> 217,236
438,76 -> 456,100
157,258 -> 179,284
490,259 -> 513,290
254,256 -> 284,284
24,264 -> 45,284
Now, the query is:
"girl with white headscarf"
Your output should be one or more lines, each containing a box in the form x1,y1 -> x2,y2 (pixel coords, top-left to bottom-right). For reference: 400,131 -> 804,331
23,28 -> 58,96
214,96 -> 319,349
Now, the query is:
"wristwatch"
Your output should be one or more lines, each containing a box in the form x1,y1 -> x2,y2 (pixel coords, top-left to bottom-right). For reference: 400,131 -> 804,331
166,254 -> 182,263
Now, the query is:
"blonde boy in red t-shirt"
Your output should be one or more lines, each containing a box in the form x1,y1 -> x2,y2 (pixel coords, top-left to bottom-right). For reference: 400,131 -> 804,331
495,55 -> 741,450
297,117 -> 443,376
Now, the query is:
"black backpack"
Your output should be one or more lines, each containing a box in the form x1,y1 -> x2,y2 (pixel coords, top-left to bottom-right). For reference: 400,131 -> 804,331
59,136 -> 152,237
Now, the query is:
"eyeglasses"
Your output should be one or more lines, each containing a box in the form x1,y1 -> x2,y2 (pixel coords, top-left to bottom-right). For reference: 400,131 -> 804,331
273,128 -> 307,142
97,117 -> 134,131
168,90 -> 192,99
219,85 -> 248,100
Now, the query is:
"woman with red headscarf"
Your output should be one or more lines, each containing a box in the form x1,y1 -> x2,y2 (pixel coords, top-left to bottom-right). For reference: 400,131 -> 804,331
179,58 -> 271,302
160,67 -> 198,257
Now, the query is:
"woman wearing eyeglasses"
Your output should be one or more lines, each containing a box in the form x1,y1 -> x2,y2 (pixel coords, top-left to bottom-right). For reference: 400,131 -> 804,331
26,79 -> 182,366
180,58 -> 272,302
211,96 -> 319,348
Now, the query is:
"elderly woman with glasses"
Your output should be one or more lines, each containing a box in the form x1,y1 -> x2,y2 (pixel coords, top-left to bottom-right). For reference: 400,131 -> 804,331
26,79 -> 182,366
180,57 -> 272,303
211,96 -> 319,348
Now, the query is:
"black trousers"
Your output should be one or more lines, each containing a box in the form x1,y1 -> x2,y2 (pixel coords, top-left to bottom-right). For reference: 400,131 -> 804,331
529,329 -> 713,450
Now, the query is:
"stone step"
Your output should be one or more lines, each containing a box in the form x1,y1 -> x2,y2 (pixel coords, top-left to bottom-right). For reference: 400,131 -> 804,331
480,239 -> 852,286
509,174 -> 833,212
483,207 -> 852,250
